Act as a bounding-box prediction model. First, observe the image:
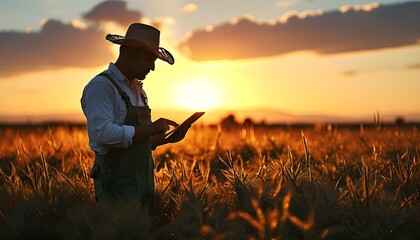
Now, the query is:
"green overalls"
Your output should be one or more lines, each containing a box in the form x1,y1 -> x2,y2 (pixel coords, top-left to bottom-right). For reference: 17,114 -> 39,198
89,73 -> 154,207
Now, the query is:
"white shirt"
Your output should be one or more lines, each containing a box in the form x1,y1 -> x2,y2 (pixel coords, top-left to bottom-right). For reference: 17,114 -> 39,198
81,63 -> 146,154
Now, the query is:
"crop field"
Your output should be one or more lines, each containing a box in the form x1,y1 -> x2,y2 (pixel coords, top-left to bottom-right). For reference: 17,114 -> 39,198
0,121 -> 419,240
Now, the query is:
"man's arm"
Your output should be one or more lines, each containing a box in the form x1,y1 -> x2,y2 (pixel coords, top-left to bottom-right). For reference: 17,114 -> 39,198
82,79 -> 135,149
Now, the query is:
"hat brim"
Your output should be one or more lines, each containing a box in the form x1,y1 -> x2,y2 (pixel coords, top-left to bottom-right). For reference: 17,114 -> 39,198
106,34 -> 174,65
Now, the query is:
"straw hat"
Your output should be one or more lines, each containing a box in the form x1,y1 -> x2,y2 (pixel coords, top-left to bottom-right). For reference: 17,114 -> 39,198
106,23 -> 174,65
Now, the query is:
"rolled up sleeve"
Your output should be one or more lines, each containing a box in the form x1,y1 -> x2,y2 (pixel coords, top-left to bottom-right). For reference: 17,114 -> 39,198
120,125 -> 135,148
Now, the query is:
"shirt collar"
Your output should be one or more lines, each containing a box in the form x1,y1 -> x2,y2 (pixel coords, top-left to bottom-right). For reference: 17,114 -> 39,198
108,63 -> 126,82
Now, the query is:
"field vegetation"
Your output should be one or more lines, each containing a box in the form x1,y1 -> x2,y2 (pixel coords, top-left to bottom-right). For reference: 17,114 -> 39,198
0,118 -> 419,239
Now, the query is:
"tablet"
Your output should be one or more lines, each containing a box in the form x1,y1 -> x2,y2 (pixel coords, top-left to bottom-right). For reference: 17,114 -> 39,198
165,112 -> 205,139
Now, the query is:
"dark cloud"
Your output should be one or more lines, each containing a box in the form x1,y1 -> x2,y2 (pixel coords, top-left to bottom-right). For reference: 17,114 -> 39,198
0,19 -> 113,77
0,0 -> 144,77
342,62 -> 420,77
83,0 -> 142,27
178,2 -> 420,61
341,70 -> 360,77
407,63 -> 420,69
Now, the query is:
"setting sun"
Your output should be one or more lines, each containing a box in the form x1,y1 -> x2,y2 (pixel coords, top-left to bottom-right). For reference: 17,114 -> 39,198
173,79 -> 221,111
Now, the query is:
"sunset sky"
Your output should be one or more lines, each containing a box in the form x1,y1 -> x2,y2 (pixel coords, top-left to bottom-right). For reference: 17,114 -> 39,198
0,0 -> 419,124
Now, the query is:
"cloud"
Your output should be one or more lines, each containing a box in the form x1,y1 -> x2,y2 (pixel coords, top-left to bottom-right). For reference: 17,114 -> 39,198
178,2 -> 420,61
342,61 -> 420,77
83,0 -> 142,27
0,19 -> 113,77
407,63 -> 420,69
0,0 -> 147,77
341,70 -> 360,77
276,0 -> 299,8
181,3 -> 198,13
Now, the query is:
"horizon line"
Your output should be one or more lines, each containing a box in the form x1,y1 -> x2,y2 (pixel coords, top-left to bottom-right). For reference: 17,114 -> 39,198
1,108 -> 419,125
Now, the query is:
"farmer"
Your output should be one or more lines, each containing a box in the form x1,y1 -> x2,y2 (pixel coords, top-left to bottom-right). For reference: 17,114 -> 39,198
81,23 -> 190,207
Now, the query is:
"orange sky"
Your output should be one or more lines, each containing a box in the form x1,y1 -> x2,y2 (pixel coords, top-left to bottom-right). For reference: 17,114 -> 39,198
1,1 -> 420,124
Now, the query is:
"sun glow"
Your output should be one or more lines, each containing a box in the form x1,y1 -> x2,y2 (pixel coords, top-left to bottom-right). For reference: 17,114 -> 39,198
174,79 -> 221,111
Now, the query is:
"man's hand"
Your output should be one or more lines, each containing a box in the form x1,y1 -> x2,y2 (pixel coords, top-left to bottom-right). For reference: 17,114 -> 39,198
152,118 -> 178,134
151,123 -> 191,150
165,124 -> 191,143
133,118 -> 178,141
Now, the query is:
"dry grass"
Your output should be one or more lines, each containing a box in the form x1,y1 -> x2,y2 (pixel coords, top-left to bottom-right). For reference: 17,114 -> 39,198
0,122 -> 419,240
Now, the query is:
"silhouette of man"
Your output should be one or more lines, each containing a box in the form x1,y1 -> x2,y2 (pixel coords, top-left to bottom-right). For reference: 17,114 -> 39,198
81,23 -> 190,207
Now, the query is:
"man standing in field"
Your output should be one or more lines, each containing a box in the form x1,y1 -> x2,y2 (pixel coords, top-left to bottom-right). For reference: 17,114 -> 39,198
81,23 -> 190,208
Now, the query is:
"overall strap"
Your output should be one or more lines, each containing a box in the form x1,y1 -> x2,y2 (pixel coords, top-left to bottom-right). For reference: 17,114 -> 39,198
98,73 -> 132,108
139,84 -> 148,105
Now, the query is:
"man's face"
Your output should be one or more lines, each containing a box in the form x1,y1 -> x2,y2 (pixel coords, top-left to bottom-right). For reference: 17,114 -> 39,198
128,48 -> 157,80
